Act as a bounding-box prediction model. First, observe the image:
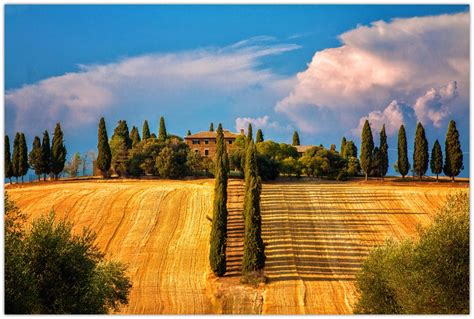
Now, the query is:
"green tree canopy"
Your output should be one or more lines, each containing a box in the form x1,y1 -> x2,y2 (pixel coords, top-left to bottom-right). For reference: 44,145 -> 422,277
18,133 -> 29,182
380,125 -> 389,179
142,120 -> 151,140
443,120 -> 463,181
209,122 -> 214,132
29,136 -> 42,180
130,126 -> 141,148
340,136 -> 347,158
256,129 -> 264,143
40,130 -> 51,181
11,133 -> 21,182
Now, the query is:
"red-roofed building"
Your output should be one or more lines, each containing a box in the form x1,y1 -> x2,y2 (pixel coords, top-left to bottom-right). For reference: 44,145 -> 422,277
184,129 -> 243,158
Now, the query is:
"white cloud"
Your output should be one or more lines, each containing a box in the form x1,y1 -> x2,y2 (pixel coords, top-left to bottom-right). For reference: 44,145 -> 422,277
6,37 -> 299,134
413,81 -> 458,127
235,115 -> 282,132
276,12 -> 469,134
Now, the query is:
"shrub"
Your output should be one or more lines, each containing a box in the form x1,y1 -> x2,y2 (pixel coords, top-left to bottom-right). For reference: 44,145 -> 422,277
354,192 -> 469,314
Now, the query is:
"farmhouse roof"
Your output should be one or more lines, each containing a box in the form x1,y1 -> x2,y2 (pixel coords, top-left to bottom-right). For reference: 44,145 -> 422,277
184,130 -> 241,139
295,145 -> 315,153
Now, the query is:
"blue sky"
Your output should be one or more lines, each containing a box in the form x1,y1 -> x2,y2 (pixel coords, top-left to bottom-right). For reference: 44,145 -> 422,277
5,5 -> 470,177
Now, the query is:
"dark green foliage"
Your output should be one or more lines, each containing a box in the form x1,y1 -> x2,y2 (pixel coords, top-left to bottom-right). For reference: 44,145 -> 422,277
430,139 -> 443,181
4,194 -> 132,314
379,125 -> 389,179
128,138 -> 165,176
155,142 -> 188,179
158,116 -> 167,142
443,120 -> 463,181
110,120 -> 131,177
256,155 -> 279,181
256,129 -> 264,143
209,122 -> 214,132
246,123 -> 253,143
97,118 -> 112,177
187,130 -> 192,136
340,137 -> 347,158
209,124 -> 228,276
397,125 -> 410,178
354,192 -> 469,314
29,136 -> 42,180
5,135 -> 13,183
330,144 -> 336,152
18,133 -> 29,182
40,131 -> 51,181
360,120 -> 374,181
51,123 -> 67,180
242,141 -> 265,274
413,122 -> 429,180
142,120 -> 151,140
298,146 -> 348,179
345,141 -> 358,158
292,131 -> 300,146
370,147 -> 383,178
12,133 -> 21,182
130,126 -> 141,148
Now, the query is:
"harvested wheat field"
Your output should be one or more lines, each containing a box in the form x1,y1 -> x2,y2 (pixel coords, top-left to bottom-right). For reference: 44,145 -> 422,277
6,178 -> 468,314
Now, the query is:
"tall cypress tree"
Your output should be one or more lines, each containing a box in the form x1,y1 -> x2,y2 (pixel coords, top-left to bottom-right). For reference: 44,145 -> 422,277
97,117 -> 112,178
256,129 -> 264,143
29,136 -> 42,181
51,123 -> 67,180
397,125 -> 410,179
380,125 -> 389,180
360,120 -> 374,181
12,133 -> 20,183
209,123 -> 228,276
142,120 -> 151,140
292,131 -> 300,146
345,141 -> 358,158
209,122 -> 214,132
40,130 -> 51,181
110,120 -> 131,177
247,123 -> 253,143
187,130 -> 192,136
430,139 -> 443,182
413,122 -> 429,180
18,133 -> 29,183
158,116 -> 167,142
444,120 -> 463,181
340,136 -> 347,158
130,126 -> 141,148
5,135 -> 13,184
242,140 -> 265,275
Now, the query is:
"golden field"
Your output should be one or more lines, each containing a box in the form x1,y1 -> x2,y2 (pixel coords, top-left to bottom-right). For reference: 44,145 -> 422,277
6,178 -> 468,314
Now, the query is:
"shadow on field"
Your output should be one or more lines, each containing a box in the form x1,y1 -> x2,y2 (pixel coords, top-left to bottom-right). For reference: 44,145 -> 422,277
260,183 -> 410,283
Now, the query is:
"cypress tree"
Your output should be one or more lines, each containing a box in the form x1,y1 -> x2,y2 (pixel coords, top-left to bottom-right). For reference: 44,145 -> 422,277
110,120 -> 131,177
340,137 -> 347,158
209,122 -> 214,132
158,116 -> 167,142
241,123 -> 253,175
345,141 -> 358,158
430,139 -> 443,182
413,122 -> 429,180
187,130 -> 192,136
142,120 -> 151,140
242,140 -> 265,275
29,136 -> 42,181
12,133 -> 20,183
330,144 -> 336,152
97,117 -> 112,178
40,130 -> 51,181
5,135 -> 13,184
292,131 -> 300,146
209,123 -> 228,276
360,120 -> 374,181
18,133 -> 29,183
51,123 -> 67,180
370,147 -> 383,178
397,125 -> 410,179
130,126 -> 141,148
380,125 -> 389,180
247,123 -> 253,143
444,120 -> 463,181
256,129 -> 264,143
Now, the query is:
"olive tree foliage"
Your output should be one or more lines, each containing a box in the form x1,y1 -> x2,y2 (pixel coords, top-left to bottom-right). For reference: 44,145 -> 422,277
354,192 -> 469,314
4,193 -> 132,314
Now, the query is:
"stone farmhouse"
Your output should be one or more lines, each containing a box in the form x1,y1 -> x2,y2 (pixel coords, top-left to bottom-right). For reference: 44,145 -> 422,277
184,129 -> 243,158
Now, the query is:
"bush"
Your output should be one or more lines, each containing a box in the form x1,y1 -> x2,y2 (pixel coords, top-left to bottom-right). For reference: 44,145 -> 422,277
4,193 -> 132,314
354,192 -> 469,314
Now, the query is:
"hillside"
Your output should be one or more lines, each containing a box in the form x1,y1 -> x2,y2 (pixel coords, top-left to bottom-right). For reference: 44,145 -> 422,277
6,178 -> 468,314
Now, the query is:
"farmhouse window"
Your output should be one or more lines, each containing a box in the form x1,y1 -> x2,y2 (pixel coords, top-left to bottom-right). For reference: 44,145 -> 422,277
192,139 -> 200,144
205,140 -> 209,144
228,140 -> 233,144
205,149 -> 209,156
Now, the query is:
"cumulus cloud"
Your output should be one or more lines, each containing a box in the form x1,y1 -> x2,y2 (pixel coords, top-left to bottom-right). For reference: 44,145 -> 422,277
276,12 -> 469,134
235,115 -> 279,132
6,37 -> 299,134
413,81 -> 458,127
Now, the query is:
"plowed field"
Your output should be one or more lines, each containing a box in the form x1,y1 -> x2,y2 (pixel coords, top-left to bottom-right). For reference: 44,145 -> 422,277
6,178 -> 468,314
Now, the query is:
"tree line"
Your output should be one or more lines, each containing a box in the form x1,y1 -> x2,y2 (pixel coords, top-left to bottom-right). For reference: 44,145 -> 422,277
5,123 -> 67,183
209,124 -> 265,282
359,119 -> 463,181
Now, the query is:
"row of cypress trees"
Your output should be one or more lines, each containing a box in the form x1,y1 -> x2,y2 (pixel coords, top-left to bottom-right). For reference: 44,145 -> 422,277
96,116 -> 168,177
360,119 -> 463,181
5,123 -> 66,183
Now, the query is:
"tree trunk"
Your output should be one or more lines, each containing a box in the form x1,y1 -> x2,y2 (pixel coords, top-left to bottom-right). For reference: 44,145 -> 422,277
22,176 -> 24,183
452,175 -> 455,182
15,177 -> 18,183
9,178 -> 12,184
436,174 -> 439,182
419,174 -> 422,181
365,172 -> 368,181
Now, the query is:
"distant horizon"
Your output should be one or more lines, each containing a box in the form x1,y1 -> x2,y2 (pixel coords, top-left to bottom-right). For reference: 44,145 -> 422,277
5,4 -> 470,177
